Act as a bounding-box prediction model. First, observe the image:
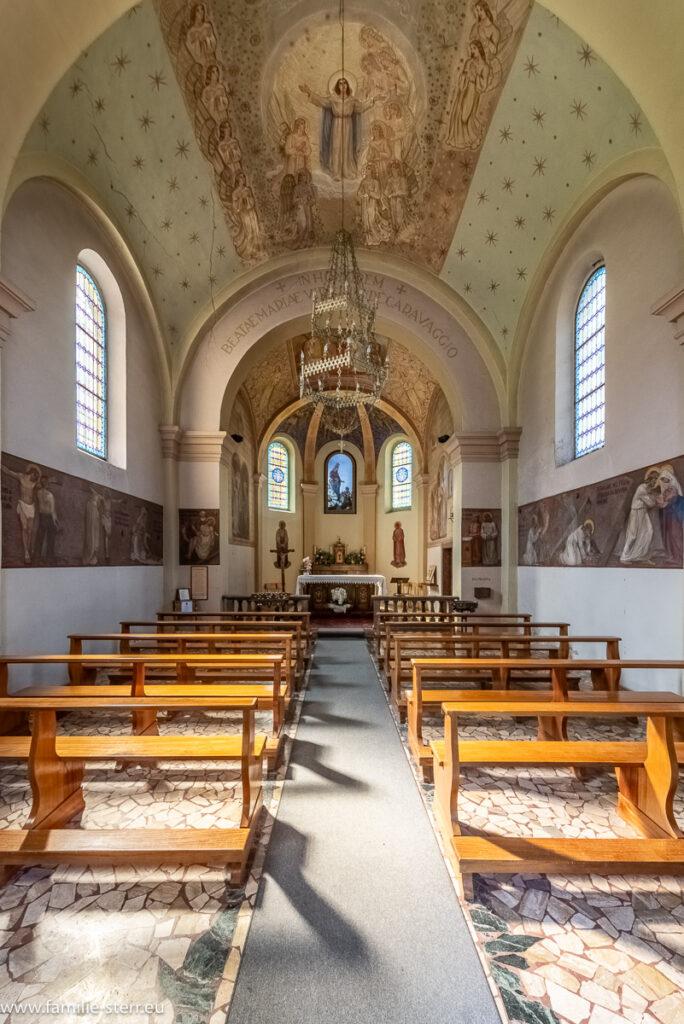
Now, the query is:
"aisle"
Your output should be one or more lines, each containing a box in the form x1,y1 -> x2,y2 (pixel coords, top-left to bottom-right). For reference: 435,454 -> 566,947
227,637 -> 500,1024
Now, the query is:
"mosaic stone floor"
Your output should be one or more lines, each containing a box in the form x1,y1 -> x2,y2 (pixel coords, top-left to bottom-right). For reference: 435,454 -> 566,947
369,645 -> 684,1024
0,692 -> 307,1024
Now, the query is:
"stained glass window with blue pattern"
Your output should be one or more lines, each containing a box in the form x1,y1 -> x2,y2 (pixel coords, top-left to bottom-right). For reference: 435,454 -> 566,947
76,266 -> 107,459
575,266 -> 606,458
392,441 -> 412,509
268,441 -> 289,510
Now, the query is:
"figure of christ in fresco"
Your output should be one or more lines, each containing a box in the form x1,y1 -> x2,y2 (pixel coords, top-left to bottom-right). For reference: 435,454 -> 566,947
202,64 -> 230,125
481,511 -> 499,566
284,118 -> 312,177
445,39 -> 492,150
298,78 -> 375,180
560,519 -> 596,566
620,467 -> 663,564
184,510 -> 217,563
657,464 -> 684,565
522,509 -> 548,566
391,521 -> 407,568
184,3 -> 217,66
2,462 -> 41,563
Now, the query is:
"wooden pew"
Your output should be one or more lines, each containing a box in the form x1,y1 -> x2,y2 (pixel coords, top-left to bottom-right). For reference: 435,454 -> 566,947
123,616 -> 311,667
69,632 -> 299,694
0,653 -> 285,766
0,693 -> 265,884
406,656 -> 671,778
155,609 -> 313,655
431,692 -> 684,896
396,638 -> 619,728
375,612 -> 566,665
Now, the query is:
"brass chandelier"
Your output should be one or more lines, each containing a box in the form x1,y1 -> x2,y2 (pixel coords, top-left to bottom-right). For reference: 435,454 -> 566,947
298,0 -> 389,436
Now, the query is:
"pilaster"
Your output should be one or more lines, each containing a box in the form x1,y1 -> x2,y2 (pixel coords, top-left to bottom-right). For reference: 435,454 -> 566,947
300,480 -> 319,564
360,482 -> 378,572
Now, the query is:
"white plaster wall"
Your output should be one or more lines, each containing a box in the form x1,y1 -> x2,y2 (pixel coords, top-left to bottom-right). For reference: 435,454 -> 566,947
517,176 -> 684,689
226,543 -> 255,594
1,179 -> 164,652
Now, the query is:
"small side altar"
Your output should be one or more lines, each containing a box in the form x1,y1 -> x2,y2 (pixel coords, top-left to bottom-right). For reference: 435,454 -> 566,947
296,573 -> 387,613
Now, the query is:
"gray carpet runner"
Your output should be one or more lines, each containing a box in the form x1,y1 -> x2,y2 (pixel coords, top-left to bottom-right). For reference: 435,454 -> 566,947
227,637 -> 500,1024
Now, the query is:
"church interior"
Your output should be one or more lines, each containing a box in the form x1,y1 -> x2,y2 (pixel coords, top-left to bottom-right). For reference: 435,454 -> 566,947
0,1 -> 683,1022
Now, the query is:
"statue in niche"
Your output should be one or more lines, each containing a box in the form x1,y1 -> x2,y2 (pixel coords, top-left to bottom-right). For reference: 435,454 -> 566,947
274,520 -> 291,570
391,520 -> 406,567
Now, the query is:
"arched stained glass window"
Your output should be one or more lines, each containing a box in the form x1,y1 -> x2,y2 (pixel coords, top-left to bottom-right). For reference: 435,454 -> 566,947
574,265 -> 606,458
76,265 -> 107,458
267,441 -> 289,510
391,441 -> 412,509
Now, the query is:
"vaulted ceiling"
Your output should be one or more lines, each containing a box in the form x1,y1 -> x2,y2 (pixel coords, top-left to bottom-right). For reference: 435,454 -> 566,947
15,0 -> 661,360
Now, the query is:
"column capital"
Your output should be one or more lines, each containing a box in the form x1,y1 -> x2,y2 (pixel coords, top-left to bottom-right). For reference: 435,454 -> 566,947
360,483 -> 379,497
651,282 -> 684,344
254,472 -> 267,487
0,275 -> 35,347
178,430 -> 228,463
415,472 -> 431,489
159,425 -> 182,460
446,428 -> 522,464
300,481 -> 320,494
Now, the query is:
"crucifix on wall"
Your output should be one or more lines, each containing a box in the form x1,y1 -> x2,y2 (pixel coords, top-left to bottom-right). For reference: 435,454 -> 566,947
271,520 -> 294,592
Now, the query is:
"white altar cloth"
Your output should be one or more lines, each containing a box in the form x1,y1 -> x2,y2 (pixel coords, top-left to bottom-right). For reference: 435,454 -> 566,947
295,573 -> 387,596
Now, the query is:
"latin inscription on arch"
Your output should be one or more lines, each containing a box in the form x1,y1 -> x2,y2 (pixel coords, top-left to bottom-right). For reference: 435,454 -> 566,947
220,272 -> 458,359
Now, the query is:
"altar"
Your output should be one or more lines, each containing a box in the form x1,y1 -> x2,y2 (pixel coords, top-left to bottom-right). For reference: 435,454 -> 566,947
295,573 -> 387,614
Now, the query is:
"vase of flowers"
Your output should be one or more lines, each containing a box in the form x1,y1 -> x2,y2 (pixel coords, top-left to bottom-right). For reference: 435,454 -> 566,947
300,555 -> 312,574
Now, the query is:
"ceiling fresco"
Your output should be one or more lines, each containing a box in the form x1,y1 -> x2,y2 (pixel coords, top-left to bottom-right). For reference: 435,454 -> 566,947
441,3 -> 658,350
20,0 -> 659,361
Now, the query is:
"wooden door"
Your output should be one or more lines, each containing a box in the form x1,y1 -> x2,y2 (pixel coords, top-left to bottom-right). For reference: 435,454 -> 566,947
441,545 -> 453,596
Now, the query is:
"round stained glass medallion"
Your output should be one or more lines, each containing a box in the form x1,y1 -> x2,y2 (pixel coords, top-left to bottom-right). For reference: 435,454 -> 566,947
272,467 -> 285,483
395,466 -> 409,483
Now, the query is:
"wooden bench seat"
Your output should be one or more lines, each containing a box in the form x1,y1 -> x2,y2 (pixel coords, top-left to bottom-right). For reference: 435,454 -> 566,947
450,837 -> 684,896
0,828 -> 257,871
0,691 -> 264,884
430,686 -> 684,895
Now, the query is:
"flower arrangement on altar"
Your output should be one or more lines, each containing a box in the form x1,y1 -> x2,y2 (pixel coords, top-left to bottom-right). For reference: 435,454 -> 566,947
314,547 -> 333,565
344,549 -> 364,565
300,555 -> 313,574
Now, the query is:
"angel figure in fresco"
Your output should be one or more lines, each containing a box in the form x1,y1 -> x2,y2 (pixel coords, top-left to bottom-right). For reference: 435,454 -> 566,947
284,118 -> 312,177
391,521 -> 407,568
277,174 -> 298,243
359,121 -> 393,189
2,461 -> 41,563
298,77 -> 375,180
358,170 -> 392,246
658,464 -> 684,565
231,172 -> 265,261
384,100 -> 420,169
184,3 -> 217,66
619,467 -> 663,564
445,39 -> 492,150
202,63 -> 230,125
293,170 -> 317,245
214,120 -> 242,183
376,47 -> 411,102
560,519 -> 596,566
385,160 -> 411,237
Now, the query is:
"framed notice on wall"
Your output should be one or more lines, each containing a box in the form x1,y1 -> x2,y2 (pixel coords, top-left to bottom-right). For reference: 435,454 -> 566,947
190,564 -> 209,601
